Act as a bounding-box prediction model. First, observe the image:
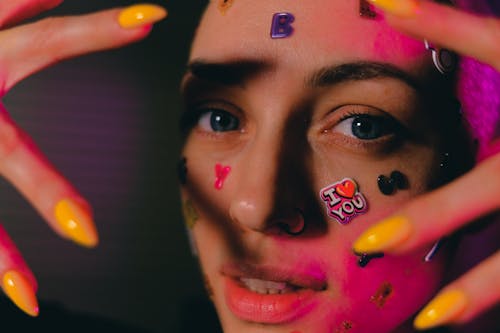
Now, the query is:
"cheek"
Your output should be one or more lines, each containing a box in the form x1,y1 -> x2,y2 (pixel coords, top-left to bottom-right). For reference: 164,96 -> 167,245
313,146 -> 439,230
316,242 -> 445,332
180,144 -> 234,217
178,147 -> 232,259
340,252 -> 445,331
312,154 -> 444,329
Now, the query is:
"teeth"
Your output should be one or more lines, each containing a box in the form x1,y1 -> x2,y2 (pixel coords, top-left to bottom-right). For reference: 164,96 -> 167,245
240,277 -> 292,294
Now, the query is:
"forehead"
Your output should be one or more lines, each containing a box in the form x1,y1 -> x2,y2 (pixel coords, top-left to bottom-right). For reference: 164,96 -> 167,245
190,0 -> 432,77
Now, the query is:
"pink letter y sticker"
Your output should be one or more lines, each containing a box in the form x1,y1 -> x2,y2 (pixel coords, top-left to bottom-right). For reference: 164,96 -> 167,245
215,164 -> 231,190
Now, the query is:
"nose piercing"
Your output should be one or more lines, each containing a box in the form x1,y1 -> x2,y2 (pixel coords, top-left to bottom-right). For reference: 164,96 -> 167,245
278,209 -> 306,236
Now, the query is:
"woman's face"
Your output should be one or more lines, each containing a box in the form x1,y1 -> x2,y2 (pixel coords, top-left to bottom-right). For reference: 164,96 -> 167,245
180,1 -> 455,332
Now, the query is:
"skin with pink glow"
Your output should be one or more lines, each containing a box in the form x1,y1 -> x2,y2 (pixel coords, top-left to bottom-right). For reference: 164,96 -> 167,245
179,1 -> 473,332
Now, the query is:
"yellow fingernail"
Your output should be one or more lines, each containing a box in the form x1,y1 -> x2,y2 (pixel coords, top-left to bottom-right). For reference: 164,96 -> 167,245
54,198 -> 98,248
368,0 -> 419,17
2,271 -> 39,317
353,216 -> 412,253
118,4 -> 167,29
414,290 -> 468,330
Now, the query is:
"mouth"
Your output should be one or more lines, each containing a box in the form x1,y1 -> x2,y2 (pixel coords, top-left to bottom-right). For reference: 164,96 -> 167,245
238,277 -> 297,294
222,263 -> 327,324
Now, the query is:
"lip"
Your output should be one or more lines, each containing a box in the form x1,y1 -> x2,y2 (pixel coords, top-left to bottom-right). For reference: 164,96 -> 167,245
222,263 -> 327,324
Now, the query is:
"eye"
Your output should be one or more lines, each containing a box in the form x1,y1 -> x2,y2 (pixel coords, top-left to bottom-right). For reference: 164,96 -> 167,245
198,108 -> 240,132
333,114 -> 397,140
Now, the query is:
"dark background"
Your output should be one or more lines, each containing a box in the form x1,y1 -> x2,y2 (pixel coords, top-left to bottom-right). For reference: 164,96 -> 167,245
0,1 -> 218,331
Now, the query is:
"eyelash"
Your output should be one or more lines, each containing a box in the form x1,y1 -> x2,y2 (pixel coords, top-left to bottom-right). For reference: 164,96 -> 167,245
181,101 -> 242,135
182,102 -> 406,153
323,108 -> 406,151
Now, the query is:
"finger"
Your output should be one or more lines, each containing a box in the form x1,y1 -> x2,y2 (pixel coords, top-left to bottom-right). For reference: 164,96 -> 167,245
0,4 -> 167,92
413,250 -> 500,330
368,0 -> 500,71
0,0 -> 63,28
0,225 -> 39,316
0,104 -> 98,247
353,153 -> 500,254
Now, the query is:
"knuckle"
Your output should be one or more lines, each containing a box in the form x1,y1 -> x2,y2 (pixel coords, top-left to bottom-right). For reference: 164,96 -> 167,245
32,16 -> 69,63
32,17 -> 63,48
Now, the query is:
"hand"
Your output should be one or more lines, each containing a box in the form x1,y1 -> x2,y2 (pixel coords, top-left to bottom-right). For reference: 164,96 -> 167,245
0,0 -> 166,316
354,0 -> 500,331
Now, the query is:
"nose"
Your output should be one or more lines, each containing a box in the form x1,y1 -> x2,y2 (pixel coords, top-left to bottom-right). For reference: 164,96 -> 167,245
228,130 -> 305,235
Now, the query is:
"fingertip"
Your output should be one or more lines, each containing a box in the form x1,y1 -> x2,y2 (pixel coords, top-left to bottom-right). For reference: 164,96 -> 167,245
1,270 -> 40,317
117,4 -> 168,29
413,289 -> 468,330
54,198 -> 99,248
368,0 -> 420,18
352,215 -> 413,254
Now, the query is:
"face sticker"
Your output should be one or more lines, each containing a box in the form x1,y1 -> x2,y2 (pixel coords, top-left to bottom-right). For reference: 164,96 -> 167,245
215,163 -> 231,190
218,0 -> 234,15
178,157 -> 188,185
359,0 -> 377,19
320,178 -> 368,225
334,321 -> 353,333
182,200 -> 199,229
377,171 -> 408,195
357,252 -> 384,268
370,282 -> 393,308
271,13 -> 295,39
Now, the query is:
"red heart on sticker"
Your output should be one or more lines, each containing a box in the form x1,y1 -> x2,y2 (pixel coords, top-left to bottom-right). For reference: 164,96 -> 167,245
335,179 -> 357,198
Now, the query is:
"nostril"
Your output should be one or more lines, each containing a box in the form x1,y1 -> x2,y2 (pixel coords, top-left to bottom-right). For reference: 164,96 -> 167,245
276,209 -> 306,236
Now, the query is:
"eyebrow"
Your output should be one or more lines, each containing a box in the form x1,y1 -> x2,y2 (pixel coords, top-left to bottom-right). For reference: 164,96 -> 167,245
184,59 -> 271,86
183,59 -> 422,92
306,61 -> 422,91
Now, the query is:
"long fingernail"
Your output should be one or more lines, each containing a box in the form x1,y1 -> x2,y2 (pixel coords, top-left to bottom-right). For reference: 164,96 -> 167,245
118,4 -> 168,29
54,198 -> 98,248
2,271 -> 39,317
414,290 -> 468,330
368,0 -> 419,17
353,216 -> 412,253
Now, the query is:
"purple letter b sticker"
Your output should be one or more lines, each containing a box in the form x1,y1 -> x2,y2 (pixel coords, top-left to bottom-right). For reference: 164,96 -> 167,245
271,13 -> 295,39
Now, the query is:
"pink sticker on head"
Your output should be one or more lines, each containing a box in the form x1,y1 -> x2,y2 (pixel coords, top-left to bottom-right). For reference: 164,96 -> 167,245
215,163 -> 231,190
320,178 -> 368,225
271,13 -> 295,39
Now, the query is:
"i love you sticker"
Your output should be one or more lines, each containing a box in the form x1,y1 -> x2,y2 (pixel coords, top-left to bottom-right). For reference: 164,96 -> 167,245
320,178 -> 368,225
